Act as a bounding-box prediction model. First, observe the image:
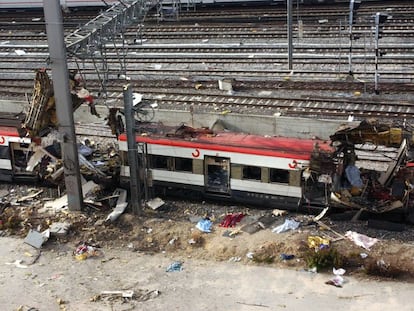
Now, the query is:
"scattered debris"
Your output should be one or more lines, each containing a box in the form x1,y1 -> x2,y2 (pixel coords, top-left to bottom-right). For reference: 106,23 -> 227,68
5,259 -> 28,269
166,261 -> 183,272
100,290 -> 134,298
228,256 -> 242,262
16,189 -> 43,203
42,180 -> 100,213
345,231 -> 379,250
106,188 -> 128,222
236,301 -> 270,308
219,213 -> 245,228
91,289 -> 160,302
222,229 -> 241,238
24,229 -> 49,249
307,236 -> 330,251
272,209 -> 287,217
325,267 -> 346,288
196,218 -> 213,233
280,253 -> 295,261
49,222 -> 71,237
272,219 -> 300,233
73,241 -> 103,260
146,197 -> 165,210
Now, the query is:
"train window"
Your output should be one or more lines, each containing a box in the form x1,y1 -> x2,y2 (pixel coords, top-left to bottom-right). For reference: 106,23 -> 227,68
269,168 -> 289,184
0,146 -> 9,159
151,155 -> 169,169
243,165 -> 261,180
175,157 -> 192,172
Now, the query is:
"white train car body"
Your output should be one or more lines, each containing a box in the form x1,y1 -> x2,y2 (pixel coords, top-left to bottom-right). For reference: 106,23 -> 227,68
118,124 -> 333,211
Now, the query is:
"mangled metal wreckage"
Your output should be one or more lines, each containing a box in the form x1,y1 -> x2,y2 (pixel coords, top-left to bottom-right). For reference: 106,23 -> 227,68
311,119 -> 414,216
0,69 -> 116,184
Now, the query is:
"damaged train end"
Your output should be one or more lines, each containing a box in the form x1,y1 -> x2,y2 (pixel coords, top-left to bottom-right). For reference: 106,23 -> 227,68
0,68 -> 104,185
322,119 -> 414,220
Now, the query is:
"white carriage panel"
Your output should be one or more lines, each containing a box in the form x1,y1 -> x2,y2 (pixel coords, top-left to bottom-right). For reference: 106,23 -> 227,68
147,144 -> 198,159
0,135 -> 27,147
8,137 -> 31,144
119,140 -> 127,151
231,179 -> 302,198
148,145 -> 309,171
120,141 -> 309,171
0,135 -> 10,147
152,169 -> 204,186
229,153 -> 309,170
0,159 -> 12,170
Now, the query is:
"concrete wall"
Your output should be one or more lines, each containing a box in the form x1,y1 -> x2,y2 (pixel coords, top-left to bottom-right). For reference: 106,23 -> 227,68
1,100 -> 352,140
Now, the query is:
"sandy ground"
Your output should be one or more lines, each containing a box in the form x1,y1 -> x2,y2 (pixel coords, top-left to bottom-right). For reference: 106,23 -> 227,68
1,236 -> 414,311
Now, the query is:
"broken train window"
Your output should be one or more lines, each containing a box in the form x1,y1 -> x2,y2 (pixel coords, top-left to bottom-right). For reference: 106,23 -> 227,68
174,157 -> 193,172
269,168 -> 289,184
242,165 -> 261,181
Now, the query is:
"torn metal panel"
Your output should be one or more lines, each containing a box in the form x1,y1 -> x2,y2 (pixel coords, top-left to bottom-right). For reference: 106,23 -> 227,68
106,188 -> 128,222
42,180 -> 100,212
23,69 -> 97,137
378,139 -> 407,187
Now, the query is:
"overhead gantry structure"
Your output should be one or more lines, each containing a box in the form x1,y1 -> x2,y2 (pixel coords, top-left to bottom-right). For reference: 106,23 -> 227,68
63,0 -> 159,98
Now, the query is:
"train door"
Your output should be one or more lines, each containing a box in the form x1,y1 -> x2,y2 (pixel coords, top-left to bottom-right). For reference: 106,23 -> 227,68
204,156 -> 230,195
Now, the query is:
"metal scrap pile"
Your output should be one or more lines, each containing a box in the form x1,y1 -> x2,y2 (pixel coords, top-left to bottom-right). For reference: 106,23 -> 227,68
326,118 -> 414,215
13,69 -> 120,186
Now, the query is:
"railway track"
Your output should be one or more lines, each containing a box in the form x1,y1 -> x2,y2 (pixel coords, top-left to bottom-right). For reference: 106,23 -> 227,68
1,78 -> 413,122
0,0 -> 413,123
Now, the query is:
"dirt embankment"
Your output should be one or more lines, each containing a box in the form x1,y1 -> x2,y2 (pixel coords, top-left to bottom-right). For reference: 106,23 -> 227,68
3,188 -> 414,283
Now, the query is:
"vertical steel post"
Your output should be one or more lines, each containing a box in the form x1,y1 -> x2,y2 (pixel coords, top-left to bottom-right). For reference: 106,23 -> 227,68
374,12 -> 380,94
348,0 -> 354,75
123,85 -> 141,214
43,0 -> 83,211
287,0 -> 293,71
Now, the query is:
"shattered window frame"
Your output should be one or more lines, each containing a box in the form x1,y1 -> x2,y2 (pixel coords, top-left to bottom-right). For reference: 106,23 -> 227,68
0,145 -> 10,160
174,157 -> 193,172
151,155 -> 169,170
269,168 -> 289,184
242,165 -> 262,181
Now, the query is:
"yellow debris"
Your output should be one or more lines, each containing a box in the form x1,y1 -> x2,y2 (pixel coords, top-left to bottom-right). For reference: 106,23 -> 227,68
307,236 -> 330,250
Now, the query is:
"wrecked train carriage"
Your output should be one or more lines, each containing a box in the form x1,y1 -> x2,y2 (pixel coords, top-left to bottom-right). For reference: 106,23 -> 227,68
0,69 -> 102,184
118,123 -> 334,211
117,120 -> 414,217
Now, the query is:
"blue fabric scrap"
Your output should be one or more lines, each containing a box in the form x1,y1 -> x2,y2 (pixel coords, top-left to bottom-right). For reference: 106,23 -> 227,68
196,218 -> 213,233
166,261 -> 183,272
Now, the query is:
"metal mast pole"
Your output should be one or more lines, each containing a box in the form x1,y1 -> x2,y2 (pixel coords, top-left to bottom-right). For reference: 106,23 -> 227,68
287,0 -> 293,70
43,0 -> 83,211
123,85 -> 141,214
348,0 -> 354,75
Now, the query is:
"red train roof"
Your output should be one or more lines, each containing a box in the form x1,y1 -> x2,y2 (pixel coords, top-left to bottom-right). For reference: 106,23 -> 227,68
0,126 -> 20,137
119,125 -> 333,160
